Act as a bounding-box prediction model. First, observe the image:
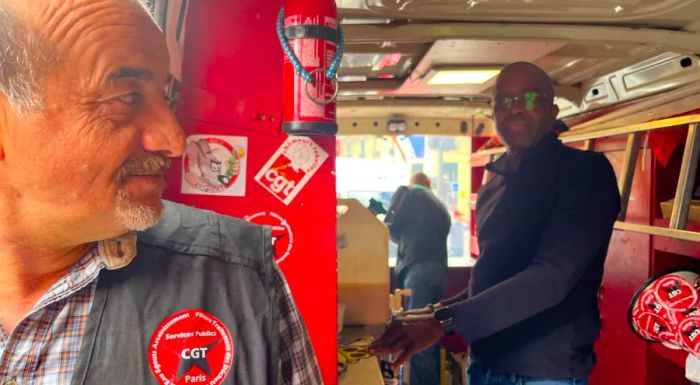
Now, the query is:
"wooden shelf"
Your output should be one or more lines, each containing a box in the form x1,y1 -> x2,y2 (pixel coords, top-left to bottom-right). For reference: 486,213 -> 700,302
653,218 -> 700,231
652,218 -> 700,257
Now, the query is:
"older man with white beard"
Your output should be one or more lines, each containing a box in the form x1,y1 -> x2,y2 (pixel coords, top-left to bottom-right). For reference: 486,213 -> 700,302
0,1 -> 322,384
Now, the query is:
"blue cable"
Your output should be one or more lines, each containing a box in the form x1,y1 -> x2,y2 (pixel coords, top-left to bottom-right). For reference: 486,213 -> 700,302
276,8 -> 344,83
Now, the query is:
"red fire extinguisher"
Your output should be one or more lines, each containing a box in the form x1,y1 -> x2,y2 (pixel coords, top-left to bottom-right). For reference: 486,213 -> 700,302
277,0 -> 344,136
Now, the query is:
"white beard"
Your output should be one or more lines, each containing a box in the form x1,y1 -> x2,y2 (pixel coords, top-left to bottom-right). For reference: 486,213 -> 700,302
115,189 -> 162,231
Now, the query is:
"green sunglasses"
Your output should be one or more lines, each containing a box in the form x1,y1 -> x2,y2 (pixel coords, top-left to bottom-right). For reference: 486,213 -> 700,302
492,91 -> 549,111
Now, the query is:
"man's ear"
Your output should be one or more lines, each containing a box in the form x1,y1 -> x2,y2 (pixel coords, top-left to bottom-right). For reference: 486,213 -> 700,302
551,103 -> 560,120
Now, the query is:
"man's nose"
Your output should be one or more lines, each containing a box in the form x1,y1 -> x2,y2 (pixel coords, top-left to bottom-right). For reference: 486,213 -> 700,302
139,100 -> 186,157
509,99 -> 528,113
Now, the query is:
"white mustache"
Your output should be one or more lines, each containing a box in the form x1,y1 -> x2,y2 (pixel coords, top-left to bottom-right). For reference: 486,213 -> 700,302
116,155 -> 171,182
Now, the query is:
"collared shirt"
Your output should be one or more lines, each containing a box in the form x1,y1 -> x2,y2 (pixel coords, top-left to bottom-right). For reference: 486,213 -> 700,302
0,234 -> 322,385
444,134 -> 620,378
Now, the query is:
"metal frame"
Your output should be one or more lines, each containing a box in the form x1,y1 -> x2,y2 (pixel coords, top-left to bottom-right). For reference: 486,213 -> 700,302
343,23 -> 700,54
473,114 -> 700,242
338,116 -> 495,136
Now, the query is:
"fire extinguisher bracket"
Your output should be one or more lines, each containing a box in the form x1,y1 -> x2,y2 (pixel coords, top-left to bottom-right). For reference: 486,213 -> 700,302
284,25 -> 339,44
276,8 -> 344,84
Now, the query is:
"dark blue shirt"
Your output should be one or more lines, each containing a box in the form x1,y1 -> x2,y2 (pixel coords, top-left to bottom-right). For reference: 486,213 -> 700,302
446,134 -> 620,379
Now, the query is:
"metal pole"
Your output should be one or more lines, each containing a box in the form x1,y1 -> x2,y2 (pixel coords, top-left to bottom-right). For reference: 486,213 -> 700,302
670,123 -> 700,229
617,133 -> 641,221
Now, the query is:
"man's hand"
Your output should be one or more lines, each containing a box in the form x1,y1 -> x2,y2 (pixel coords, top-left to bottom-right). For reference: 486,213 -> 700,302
401,302 -> 443,316
368,314 -> 444,368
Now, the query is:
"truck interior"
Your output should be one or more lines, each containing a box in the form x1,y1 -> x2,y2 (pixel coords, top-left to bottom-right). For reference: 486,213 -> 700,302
150,0 -> 700,384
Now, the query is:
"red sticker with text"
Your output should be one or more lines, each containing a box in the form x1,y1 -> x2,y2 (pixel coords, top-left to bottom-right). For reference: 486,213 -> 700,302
254,136 -> 329,205
633,311 -> 673,342
677,307 -> 700,325
653,274 -> 698,311
631,307 -> 653,340
149,309 -> 234,385
639,290 -> 676,325
679,316 -> 700,354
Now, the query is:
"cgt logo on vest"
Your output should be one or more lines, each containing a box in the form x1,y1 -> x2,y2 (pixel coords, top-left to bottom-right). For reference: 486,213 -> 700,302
182,347 -> 210,359
149,309 -> 234,385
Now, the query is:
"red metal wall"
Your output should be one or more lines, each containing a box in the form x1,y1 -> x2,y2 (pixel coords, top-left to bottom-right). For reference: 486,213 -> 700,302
592,140 -> 653,385
593,136 -> 696,385
164,1 -> 337,383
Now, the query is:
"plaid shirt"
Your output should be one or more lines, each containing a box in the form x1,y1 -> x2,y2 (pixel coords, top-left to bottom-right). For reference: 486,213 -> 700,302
0,234 -> 323,385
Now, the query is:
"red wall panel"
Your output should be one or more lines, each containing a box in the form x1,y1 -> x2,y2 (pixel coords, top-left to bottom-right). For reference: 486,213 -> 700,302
164,1 -> 337,383
592,146 -> 652,385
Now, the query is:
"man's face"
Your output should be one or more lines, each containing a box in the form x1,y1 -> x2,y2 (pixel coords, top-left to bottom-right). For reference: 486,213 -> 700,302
0,0 -> 185,243
491,66 -> 558,151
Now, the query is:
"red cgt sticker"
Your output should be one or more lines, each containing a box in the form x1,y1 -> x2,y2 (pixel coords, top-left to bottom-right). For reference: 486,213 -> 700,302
632,311 -> 674,342
653,275 -> 699,312
149,309 -> 234,385
639,290 -> 677,325
677,307 -> 700,324
679,316 -> 700,354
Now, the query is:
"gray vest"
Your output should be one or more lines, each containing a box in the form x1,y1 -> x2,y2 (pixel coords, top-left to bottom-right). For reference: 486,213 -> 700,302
70,201 -> 279,385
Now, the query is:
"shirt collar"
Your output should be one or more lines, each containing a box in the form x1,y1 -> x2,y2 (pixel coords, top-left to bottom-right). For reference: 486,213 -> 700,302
486,133 -> 561,176
95,232 -> 138,270
30,233 -> 138,313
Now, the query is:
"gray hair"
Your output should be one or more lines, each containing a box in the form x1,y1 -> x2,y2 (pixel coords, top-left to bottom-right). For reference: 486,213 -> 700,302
0,5 -> 55,114
0,0 -> 157,115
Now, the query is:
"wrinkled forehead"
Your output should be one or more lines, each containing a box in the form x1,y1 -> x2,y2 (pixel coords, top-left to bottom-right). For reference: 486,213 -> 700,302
34,0 -> 168,84
493,65 -> 554,98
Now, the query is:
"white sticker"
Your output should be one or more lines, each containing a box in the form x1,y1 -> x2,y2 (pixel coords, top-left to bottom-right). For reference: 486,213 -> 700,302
254,137 -> 328,205
182,135 -> 247,196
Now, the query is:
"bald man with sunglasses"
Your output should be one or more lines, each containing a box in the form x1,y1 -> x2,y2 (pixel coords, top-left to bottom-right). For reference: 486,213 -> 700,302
371,62 -> 620,385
